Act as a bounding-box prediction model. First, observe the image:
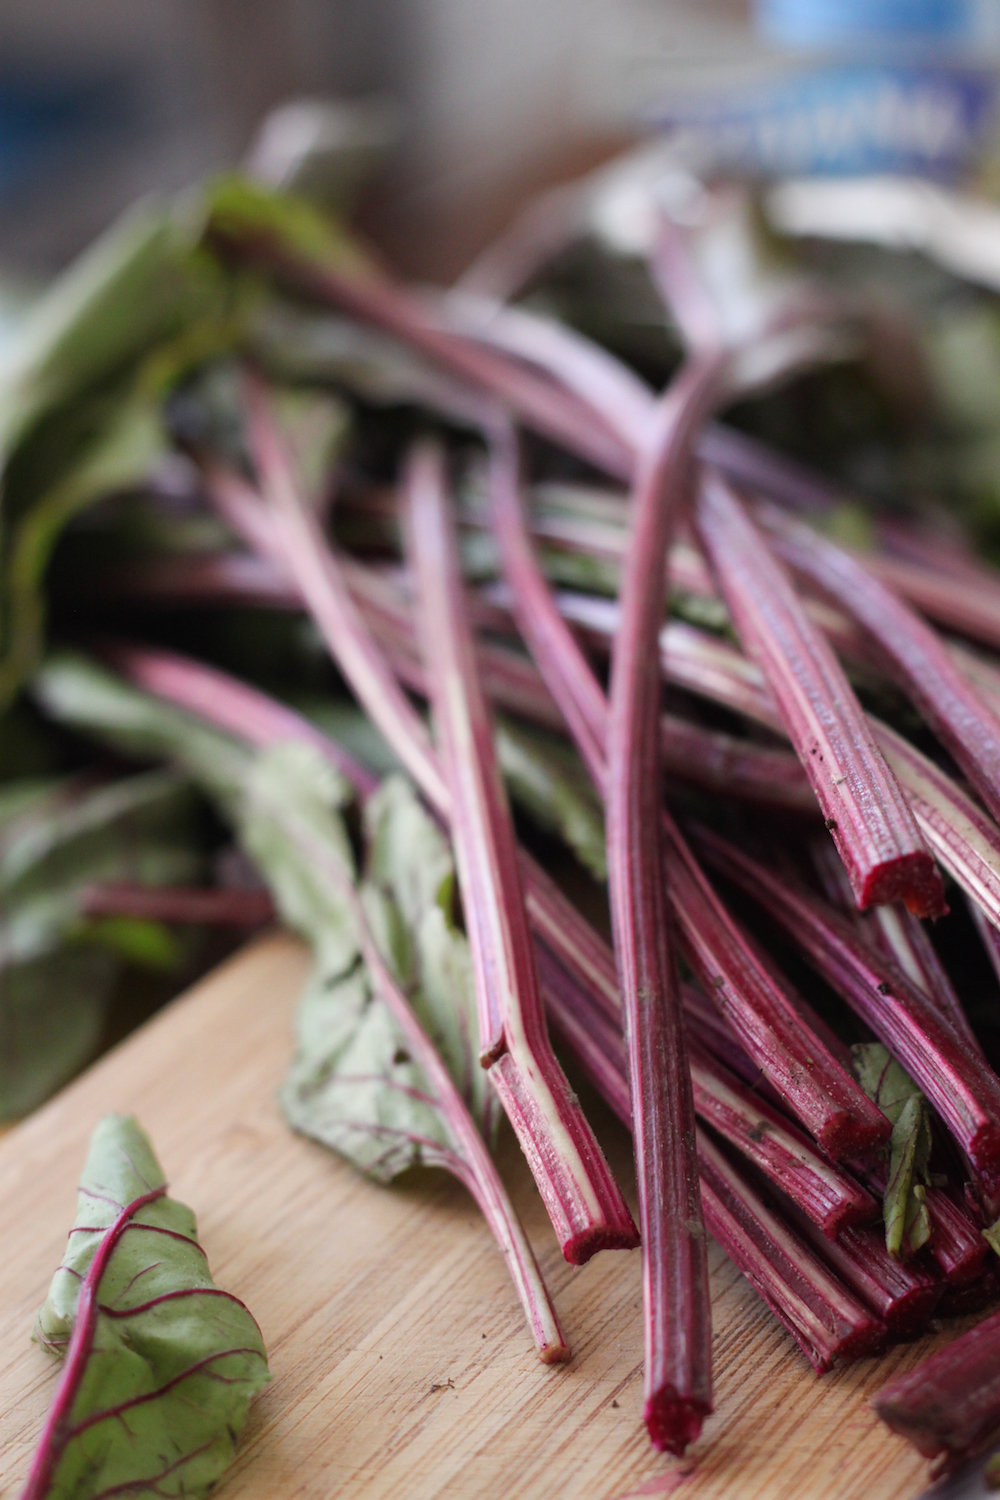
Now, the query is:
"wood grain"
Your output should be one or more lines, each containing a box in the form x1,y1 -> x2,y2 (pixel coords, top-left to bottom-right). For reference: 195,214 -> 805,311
0,934 -> 961,1499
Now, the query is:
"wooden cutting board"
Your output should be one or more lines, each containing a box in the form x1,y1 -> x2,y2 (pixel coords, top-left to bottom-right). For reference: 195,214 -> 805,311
0,934 -> 963,1500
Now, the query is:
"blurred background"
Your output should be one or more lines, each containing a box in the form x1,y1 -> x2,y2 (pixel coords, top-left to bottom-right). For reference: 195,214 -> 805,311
2,0 -> 1000,275
0,0 -> 888,279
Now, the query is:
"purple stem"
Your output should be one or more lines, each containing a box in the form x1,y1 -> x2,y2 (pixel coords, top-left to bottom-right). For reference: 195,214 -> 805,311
95,542 -> 815,812
493,358 -> 723,1451
538,928 -> 887,1371
97,643 -> 568,1359
693,826 -> 1000,1175
694,471 -> 942,917
603,358 -> 730,1452
645,613 -> 1000,940
268,781 -> 571,1362
873,1303 -> 1000,1470
811,835 -> 982,1062
757,500 -> 1000,828
208,218 -> 635,480
696,1130 -> 886,1373
79,883 -> 276,926
487,415 -> 887,1160
787,1208 -> 940,1337
969,895 -> 1000,992
100,639 -> 377,796
539,907 -> 875,1235
662,816 -> 890,1157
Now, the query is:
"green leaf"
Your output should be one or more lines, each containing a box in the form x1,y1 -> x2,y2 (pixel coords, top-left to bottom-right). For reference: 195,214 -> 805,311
853,1041 -> 932,1258
237,744 -> 489,1174
363,778 -> 486,1123
983,1216 -> 1000,1260
0,394 -> 166,705
297,697 -> 400,780
28,1114 -> 269,1499
0,767 -> 202,1120
302,699 -> 608,882
272,388 -> 350,505
239,739 -> 357,969
250,301 -> 475,416
280,955 -> 449,1182
79,915 -> 183,971
496,719 -> 607,880
0,193 -> 246,706
0,946 -> 117,1121
37,666 -> 492,1169
33,654 -> 251,811
203,173 -> 370,282
0,768 -> 199,965
0,203 -> 212,462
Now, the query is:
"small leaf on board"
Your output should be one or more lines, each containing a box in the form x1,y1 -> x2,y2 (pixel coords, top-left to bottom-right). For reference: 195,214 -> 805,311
21,1114 -> 269,1500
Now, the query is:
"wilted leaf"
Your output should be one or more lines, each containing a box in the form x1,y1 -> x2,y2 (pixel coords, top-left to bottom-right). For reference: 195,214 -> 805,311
239,744 -> 490,1173
854,1041 -> 932,1258
25,1114 -> 269,1499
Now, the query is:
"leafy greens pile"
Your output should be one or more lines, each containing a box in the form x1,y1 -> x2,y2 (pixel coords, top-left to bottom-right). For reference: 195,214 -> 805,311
9,156 -> 1000,1478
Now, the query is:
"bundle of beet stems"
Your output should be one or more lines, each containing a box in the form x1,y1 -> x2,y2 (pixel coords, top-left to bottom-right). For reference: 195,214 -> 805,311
26,174 -> 1000,1478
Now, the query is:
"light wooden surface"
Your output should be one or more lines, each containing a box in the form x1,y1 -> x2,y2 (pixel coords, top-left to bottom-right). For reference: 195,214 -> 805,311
0,934 -> 957,1499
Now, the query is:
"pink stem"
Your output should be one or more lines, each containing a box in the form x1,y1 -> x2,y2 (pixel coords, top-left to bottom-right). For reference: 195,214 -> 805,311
403,439 -> 637,1264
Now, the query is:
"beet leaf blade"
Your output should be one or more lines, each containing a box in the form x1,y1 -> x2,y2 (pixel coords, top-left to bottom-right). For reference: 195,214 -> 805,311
22,1113 -> 270,1500
0,769 -> 201,1120
245,751 -> 494,1168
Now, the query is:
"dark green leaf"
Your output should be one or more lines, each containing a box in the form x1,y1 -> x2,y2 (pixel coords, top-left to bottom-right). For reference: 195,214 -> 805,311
0,768 -> 200,964
0,395 -> 166,705
0,947 -> 117,1121
0,204 -> 212,463
496,719 -> 606,879
0,766 -> 202,1119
